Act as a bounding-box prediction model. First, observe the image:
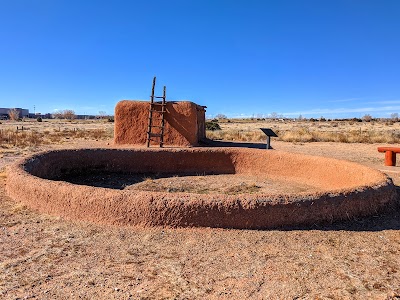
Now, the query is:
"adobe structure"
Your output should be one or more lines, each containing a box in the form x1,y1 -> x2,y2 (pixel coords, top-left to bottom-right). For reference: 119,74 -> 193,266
6,148 -> 397,229
114,100 -> 206,147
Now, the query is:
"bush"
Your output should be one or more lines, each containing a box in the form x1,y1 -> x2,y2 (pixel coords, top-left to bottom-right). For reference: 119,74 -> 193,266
362,114 -> 372,122
8,108 -> 19,121
36,117 -> 42,122
351,117 -> 363,122
206,121 -> 221,131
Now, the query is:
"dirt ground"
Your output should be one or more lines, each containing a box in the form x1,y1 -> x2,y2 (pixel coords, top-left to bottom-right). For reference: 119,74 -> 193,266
60,172 -> 319,195
1,130 -> 400,298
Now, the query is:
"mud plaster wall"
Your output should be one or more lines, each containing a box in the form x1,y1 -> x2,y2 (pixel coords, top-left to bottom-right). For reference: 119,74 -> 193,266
6,148 -> 397,229
114,100 -> 206,146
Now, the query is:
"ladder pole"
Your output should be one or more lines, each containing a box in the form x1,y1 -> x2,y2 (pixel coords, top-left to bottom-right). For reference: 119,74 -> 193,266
159,85 -> 166,147
150,77 -> 156,104
146,76 -> 156,147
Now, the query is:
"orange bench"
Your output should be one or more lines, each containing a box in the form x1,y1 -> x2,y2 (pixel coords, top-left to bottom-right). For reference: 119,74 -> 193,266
377,147 -> 400,166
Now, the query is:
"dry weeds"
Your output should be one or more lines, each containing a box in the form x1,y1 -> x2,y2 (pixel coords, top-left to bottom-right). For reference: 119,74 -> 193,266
123,174 -> 316,194
0,120 -> 113,151
207,119 -> 400,144
0,128 -> 112,149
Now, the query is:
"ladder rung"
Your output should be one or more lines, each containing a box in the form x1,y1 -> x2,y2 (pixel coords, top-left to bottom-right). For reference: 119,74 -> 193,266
149,110 -> 164,113
148,133 -> 162,137
154,96 -> 165,99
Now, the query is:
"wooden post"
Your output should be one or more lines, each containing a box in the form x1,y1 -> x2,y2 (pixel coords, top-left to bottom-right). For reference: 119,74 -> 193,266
147,77 -> 156,147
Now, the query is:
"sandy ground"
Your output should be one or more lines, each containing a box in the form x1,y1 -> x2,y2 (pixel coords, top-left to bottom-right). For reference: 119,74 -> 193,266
1,137 -> 400,299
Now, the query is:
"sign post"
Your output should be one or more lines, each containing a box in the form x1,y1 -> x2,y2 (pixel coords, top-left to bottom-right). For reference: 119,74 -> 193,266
259,128 -> 278,149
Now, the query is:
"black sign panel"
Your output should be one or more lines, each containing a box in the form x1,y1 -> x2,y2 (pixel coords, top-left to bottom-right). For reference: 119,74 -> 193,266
259,128 -> 278,137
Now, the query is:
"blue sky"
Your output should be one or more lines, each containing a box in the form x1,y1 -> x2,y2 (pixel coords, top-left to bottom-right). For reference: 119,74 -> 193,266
0,0 -> 399,118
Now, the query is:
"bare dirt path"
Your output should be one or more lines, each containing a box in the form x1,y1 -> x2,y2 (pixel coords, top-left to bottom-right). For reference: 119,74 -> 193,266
1,141 -> 400,299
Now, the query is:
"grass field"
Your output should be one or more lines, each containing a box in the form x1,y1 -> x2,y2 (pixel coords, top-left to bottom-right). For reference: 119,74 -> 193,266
207,118 -> 400,143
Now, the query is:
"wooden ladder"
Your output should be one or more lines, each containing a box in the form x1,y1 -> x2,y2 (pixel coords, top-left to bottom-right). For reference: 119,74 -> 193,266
146,76 -> 166,147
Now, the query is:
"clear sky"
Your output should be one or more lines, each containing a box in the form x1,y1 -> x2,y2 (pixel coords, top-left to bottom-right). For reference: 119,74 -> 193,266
1,0 -> 399,118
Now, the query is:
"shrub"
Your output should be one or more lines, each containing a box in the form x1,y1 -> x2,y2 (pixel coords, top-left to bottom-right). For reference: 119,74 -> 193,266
37,117 -> 42,122
351,117 -> 363,122
205,121 -> 221,131
8,108 -> 19,121
362,114 -> 372,122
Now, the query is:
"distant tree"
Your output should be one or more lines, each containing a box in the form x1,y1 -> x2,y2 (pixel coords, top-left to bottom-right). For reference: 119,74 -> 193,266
53,109 -> 76,119
351,117 -> 363,122
98,111 -> 107,119
391,113 -> 399,121
298,114 -> 304,120
269,112 -> 278,119
53,110 -> 63,119
362,114 -> 372,122
215,113 -> 227,119
63,109 -> 76,120
8,108 -> 19,121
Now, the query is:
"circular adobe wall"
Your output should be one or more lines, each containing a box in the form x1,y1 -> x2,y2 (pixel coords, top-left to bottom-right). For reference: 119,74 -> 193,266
6,148 -> 397,229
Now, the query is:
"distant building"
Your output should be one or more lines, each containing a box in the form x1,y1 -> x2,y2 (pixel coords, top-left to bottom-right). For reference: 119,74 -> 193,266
0,108 -> 102,120
76,115 -> 96,120
0,107 -> 29,119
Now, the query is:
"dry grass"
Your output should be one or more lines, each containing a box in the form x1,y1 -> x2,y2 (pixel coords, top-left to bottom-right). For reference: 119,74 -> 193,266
207,120 -> 400,143
0,126 -> 113,149
277,127 -> 400,143
124,174 -> 310,194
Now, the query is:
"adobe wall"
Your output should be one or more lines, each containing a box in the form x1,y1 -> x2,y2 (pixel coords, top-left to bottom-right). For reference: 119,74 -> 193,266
114,100 -> 206,146
6,148 -> 397,229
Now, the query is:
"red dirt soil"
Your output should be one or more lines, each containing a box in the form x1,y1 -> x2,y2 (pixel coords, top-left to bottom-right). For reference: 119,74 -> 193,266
5,147 -> 396,229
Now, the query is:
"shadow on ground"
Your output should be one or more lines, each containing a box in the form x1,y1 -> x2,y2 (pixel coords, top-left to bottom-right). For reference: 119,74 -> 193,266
56,172 -> 227,190
200,138 -> 270,149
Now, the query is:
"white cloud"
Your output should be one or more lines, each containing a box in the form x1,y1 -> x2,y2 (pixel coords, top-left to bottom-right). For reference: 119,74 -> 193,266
327,98 -> 361,103
365,100 -> 400,105
282,105 -> 400,116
